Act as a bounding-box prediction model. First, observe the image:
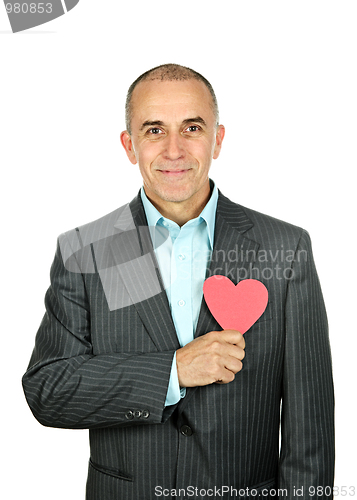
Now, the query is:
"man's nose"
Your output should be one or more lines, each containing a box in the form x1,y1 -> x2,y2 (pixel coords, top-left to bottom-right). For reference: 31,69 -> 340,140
163,133 -> 185,160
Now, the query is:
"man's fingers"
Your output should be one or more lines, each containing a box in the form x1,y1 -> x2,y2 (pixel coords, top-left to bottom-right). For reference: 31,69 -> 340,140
215,358 -> 243,384
225,356 -> 244,374
205,331 -> 245,361
211,329 -> 245,349
222,343 -> 245,361
176,329 -> 246,387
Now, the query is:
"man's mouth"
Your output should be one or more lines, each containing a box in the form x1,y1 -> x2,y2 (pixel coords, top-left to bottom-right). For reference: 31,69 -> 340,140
158,168 -> 191,175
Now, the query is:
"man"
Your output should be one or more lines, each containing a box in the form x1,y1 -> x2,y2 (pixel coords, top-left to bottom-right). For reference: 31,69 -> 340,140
22,64 -> 334,499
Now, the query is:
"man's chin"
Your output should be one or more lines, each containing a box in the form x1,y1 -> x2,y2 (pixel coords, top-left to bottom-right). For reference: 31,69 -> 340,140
145,177 -> 210,206
156,190 -> 193,204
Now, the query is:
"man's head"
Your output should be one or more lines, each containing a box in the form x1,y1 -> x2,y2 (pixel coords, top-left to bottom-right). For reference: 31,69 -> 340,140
125,63 -> 219,135
120,64 -> 225,222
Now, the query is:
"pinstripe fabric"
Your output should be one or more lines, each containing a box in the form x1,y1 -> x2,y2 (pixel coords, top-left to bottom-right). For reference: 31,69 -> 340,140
22,188 -> 334,499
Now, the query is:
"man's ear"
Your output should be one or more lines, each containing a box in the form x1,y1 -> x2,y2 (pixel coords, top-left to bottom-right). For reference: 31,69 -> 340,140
120,131 -> 137,165
213,124 -> 225,160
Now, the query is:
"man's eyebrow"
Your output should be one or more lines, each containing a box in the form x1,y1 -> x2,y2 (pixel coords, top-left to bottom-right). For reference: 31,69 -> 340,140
140,120 -> 165,131
182,117 -> 207,127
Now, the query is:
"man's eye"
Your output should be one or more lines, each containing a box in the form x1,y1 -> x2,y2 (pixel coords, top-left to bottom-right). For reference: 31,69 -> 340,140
148,128 -> 162,135
186,125 -> 200,133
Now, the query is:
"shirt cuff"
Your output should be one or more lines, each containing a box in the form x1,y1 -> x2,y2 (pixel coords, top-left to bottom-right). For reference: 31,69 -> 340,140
164,352 -> 186,407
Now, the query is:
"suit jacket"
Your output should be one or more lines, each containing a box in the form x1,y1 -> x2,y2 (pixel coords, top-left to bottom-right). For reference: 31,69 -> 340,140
22,189 -> 334,499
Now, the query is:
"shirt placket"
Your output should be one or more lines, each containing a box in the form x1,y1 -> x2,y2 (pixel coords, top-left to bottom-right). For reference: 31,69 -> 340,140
170,226 -> 194,348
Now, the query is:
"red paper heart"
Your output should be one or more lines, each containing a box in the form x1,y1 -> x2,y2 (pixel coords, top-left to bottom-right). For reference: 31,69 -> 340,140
203,277 -> 268,334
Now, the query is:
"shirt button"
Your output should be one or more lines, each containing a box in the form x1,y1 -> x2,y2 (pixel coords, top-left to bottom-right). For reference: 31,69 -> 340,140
178,254 -> 186,261
178,300 -> 185,307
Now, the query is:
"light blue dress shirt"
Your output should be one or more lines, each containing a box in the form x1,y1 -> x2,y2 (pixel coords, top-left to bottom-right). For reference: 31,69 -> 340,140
141,183 -> 218,406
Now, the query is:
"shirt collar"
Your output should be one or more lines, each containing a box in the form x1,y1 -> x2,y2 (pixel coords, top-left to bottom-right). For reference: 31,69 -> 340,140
140,181 -> 218,249
198,182 -> 218,248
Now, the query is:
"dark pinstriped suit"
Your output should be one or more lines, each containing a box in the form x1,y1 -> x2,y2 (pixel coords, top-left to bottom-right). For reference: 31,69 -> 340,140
22,187 -> 334,499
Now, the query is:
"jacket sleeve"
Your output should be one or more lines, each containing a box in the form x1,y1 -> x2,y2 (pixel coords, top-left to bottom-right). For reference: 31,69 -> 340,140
22,236 -> 176,430
278,230 -> 335,498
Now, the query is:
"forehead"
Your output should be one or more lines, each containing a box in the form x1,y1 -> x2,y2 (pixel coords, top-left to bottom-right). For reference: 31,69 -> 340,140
130,79 -> 215,125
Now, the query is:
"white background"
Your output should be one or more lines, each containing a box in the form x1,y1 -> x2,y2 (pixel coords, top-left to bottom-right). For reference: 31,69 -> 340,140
1,1 -> 356,498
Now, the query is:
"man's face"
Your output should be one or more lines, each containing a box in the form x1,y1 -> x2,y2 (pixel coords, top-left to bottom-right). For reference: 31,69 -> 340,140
121,79 -> 225,209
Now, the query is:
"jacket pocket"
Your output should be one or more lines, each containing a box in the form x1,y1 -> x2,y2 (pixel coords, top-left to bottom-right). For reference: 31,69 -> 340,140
89,458 -> 133,482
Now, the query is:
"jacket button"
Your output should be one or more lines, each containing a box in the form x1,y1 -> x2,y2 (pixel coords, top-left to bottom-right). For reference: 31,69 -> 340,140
142,410 -> 150,419
180,424 -> 193,437
134,410 -> 142,418
125,410 -> 134,420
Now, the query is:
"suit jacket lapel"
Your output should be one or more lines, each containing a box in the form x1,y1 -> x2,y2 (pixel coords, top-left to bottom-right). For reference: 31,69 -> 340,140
180,192 -> 260,413
107,189 -> 260,393
109,193 -> 180,352
194,191 -> 260,339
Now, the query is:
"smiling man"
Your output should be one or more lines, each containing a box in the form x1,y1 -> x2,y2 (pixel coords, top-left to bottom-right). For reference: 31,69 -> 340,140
120,77 -> 224,224
23,64 -> 334,499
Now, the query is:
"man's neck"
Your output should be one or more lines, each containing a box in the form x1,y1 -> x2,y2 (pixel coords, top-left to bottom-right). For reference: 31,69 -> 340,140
143,184 -> 212,227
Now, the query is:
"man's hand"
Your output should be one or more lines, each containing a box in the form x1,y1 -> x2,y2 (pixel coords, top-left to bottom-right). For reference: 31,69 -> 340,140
176,330 -> 245,388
